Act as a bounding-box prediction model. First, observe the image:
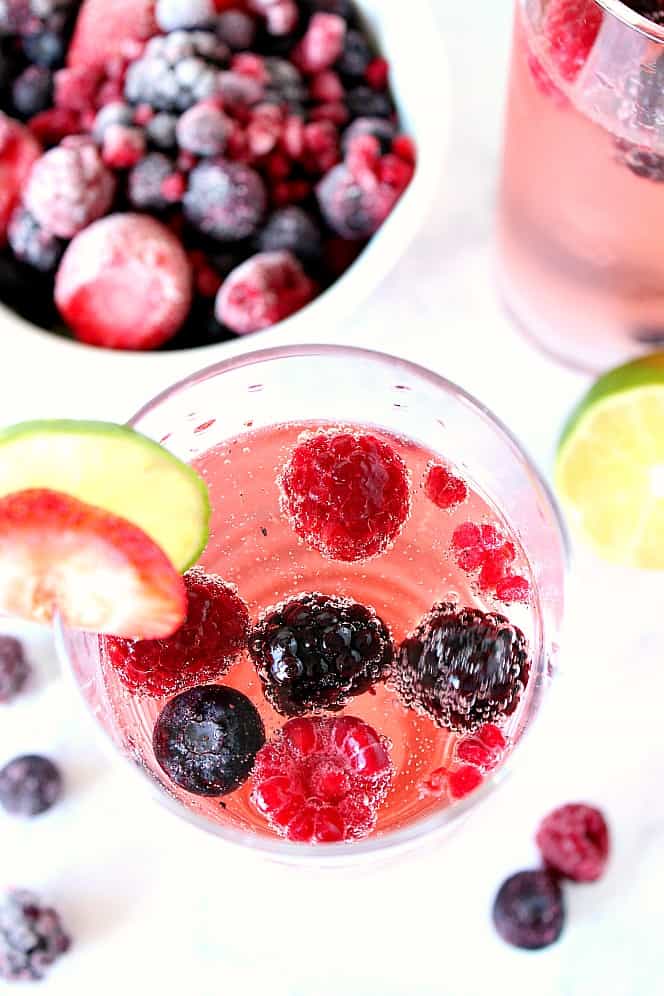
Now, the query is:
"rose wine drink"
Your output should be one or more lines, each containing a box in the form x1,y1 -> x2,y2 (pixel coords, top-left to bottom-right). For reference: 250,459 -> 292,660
499,0 -> 664,372
61,347 -> 566,856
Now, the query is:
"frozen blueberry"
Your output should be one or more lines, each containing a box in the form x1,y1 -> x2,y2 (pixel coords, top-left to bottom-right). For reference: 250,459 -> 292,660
346,85 -> 394,120
492,870 -> 565,950
0,755 -> 63,817
335,29 -> 372,78
12,66 -> 53,119
22,29 -> 67,69
257,206 -> 322,261
0,636 -> 29,703
146,112 -> 179,150
128,152 -> 173,210
217,9 -> 256,50
8,208 -> 65,272
184,159 -> 267,241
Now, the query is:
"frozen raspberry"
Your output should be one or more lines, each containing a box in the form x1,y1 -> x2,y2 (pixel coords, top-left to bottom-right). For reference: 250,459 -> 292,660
248,0 -> 299,37
492,870 -> 565,950
396,602 -> 530,733
335,29 -> 372,78
249,592 -> 393,716
105,567 -> 249,697
184,159 -> 266,240
124,31 -> 230,113
215,249 -> 314,333
55,213 -> 192,349
341,116 -> 396,155
8,206 -> 64,271
217,9 -> 257,51
0,635 -> 29,703
12,65 -> 53,118
0,754 -> 62,817
448,764 -> 483,800
456,725 -> 506,770
0,890 -> 70,982
153,684 -> 265,795
128,152 -> 173,209
102,123 -> 146,169
22,136 -> 115,239
176,101 -> 232,156
542,0 -> 603,83
478,723 -> 506,751
424,463 -> 468,511
257,206 -> 322,261
309,68 -> 344,102
279,428 -> 411,562
27,106 -> 79,146
156,0 -> 216,32
536,804 -> 610,882
495,574 -> 530,604
365,57 -> 389,91
251,715 -> 393,842
0,113 -> 40,246
316,160 -> 409,239
293,12 -> 345,74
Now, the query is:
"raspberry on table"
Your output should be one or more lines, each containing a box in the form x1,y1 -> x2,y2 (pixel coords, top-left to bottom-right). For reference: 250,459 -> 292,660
250,715 -> 393,842
0,635 -> 29,703
105,567 -> 249,698
536,803 -> 610,882
184,158 -> 267,241
153,684 -> 266,796
124,30 -> 230,113
279,428 -> 411,562
0,890 -> 70,982
542,0 -> 603,83
249,592 -> 394,715
0,754 -> 62,817
396,602 -> 530,733
8,206 -> 64,271
257,205 -> 322,261
492,870 -> 565,950
215,249 -> 315,333
424,463 -> 468,511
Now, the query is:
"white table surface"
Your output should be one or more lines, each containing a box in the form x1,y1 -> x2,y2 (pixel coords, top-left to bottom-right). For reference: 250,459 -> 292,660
2,2 -> 662,994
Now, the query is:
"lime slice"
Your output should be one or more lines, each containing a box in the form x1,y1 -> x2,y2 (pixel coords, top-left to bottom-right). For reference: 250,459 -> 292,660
556,353 -> 664,569
0,420 -> 209,572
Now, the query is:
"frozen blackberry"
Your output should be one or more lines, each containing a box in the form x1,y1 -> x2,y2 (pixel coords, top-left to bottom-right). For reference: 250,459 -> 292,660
249,593 -> 394,716
124,30 -> 230,113
264,56 -> 307,111
8,206 -> 64,270
492,870 -> 565,950
346,85 -> 393,120
0,890 -> 70,981
335,29 -> 372,78
153,685 -> 266,796
0,754 -> 62,817
396,602 -> 530,733
128,152 -> 173,210
615,138 -> 664,182
12,65 -> 53,118
0,635 -> 29,703
257,206 -> 322,261
341,116 -> 396,155
184,158 -> 266,241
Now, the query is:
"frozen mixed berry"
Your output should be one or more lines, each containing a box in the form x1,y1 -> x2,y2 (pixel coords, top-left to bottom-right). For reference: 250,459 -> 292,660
153,684 -> 266,796
217,10 -> 257,51
215,249 -> 315,333
22,27 -> 68,70
176,101 -> 232,156
341,115 -> 396,155
67,0 -> 158,71
8,206 -> 64,271
279,428 -> 411,562
250,714 -> 393,842
124,30 -> 230,113
22,135 -> 115,239
184,159 -> 267,241
0,754 -> 62,817
0,112 -> 41,246
536,803 -> 610,883
0,635 -> 29,703
128,152 -> 173,210
335,28 -> 372,78
0,890 -> 71,982
11,65 -> 53,119
293,12 -> 345,75
492,870 -> 565,950
542,0 -> 603,84
396,602 -> 530,733
249,592 -> 393,715
424,463 -> 468,511
105,567 -> 249,698
345,84 -> 393,119
263,55 -> 307,109
92,102 -> 135,143
156,0 -> 216,33
316,160 -> 408,239
102,124 -> 146,169
257,205 -> 322,261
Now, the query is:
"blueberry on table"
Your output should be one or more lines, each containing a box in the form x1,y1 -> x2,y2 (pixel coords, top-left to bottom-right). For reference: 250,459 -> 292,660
492,870 -> 565,950
0,755 -> 62,817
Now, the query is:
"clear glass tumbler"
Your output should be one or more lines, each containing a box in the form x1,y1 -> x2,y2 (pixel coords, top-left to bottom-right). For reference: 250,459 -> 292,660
57,345 -> 568,865
499,1 -> 664,372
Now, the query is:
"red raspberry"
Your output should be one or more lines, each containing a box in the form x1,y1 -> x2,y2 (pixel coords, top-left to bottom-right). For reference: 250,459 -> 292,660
495,574 -> 530,604
449,765 -> 483,800
451,522 -> 484,571
536,804 -> 610,882
309,70 -> 344,103
456,724 -> 506,770
302,120 -> 340,174
365,57 -> 389,91
105,567 -> 249,697
279,429 -> 411,562
308,101 -> 349,126
478,541 -> 516,590
215,250 -> 315,334
542,0 -> 603,83
28,108 -> 81,147
478,723 -> 506,751
250,715 -> 393,842
293,12 -> 346,74
424,463 -> 468,511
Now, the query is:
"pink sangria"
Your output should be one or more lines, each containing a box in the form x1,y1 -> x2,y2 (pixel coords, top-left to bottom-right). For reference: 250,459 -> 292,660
499,0 -> 664,371
59,346 -> 567,860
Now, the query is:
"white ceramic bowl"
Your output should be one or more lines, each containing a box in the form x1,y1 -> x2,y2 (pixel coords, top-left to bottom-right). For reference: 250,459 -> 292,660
0,0 -> 447,421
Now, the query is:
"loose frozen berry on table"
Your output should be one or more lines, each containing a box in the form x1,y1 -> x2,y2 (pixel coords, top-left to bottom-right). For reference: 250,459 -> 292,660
184,158 -> 267,240
215,249 -> 314,333
0,635 -> 29,703
0,754 -> 62,817
492,870 -> 565,950
0,890 -> 71,981
536,803 -> 610,882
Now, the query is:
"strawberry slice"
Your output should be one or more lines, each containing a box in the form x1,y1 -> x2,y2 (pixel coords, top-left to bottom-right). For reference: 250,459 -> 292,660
0,490 -> 186,639
67,0 -> 158,70
0,113 -> 40,247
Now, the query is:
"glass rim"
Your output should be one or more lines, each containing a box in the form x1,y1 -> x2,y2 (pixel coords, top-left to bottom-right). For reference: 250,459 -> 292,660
79,343 -> 571,863
595,1 -> 664,42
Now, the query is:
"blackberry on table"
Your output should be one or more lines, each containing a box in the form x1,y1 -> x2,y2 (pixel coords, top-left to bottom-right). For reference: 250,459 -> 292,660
124,30 -> 230,113
0,890 -> 70,981
8,206 -> 64,270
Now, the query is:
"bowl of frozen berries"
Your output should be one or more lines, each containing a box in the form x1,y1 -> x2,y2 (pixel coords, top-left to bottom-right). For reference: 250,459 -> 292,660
0,0 -> 446,405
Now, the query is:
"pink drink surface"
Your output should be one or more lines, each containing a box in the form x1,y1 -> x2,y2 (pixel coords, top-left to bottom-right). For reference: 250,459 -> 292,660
499,5 -> 664,371
99,422 -> 536,840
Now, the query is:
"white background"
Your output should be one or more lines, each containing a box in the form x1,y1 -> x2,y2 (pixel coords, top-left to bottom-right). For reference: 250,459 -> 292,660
1,2 -> 662,994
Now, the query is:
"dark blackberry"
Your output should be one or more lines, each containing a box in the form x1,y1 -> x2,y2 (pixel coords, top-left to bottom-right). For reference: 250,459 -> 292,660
11,64 -> 52,118
153,685 -> 266,796
346,85 -> 393,120
22,28 -> 67,68
492,871 -> 565,950
249,592 -> 394,716
127,152 -> 173,210
335,29 -> 372,79
0,890 -> 70,981
341,115 -> 396,155
8,207 -> 64,271
257,206 -> 321,261
124,30 -> 230,113
395,602 -> 530,733
615,138 -> 664,181
264,56 -> 307,111
217,9 -> 256,51
0,754 -> 62,816
0,635 -> 29,702
184,158 -> 266,240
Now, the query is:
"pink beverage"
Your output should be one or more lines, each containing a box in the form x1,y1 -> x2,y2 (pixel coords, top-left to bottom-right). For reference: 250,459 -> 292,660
499,0 -> 664,372
61,347 -> 567,859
